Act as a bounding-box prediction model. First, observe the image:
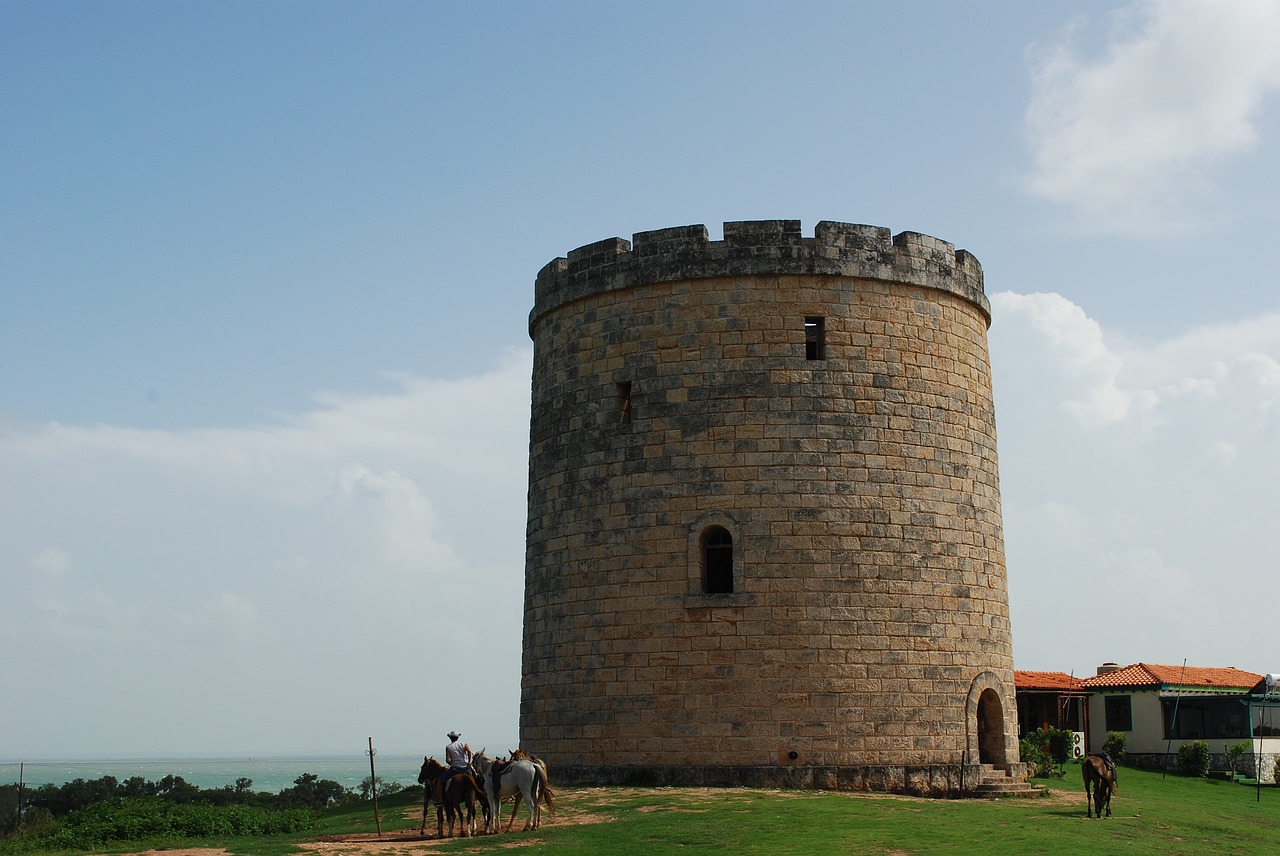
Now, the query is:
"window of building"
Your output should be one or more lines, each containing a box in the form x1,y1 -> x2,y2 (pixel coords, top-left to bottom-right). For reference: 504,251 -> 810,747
616,381 -> 632,424
686,513 -> 745,606
1104,695 -> 1133,732
805,317 -> 825,361
703,527 -> 733,594
1162,698 -> 1250,740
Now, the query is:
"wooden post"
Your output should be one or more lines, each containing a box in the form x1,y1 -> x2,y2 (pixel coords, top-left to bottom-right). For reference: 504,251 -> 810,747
366,738 -> 381,837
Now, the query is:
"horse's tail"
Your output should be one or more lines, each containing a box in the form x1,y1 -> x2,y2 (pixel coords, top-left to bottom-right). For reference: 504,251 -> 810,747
536,766 -> 555,812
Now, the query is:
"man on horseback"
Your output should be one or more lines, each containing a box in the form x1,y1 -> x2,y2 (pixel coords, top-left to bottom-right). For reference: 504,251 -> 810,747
442,731 -> 474,786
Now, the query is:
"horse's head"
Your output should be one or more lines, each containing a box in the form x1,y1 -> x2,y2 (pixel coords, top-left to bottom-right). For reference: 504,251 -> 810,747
417,756 -> 442,784
473,749 -> 493,774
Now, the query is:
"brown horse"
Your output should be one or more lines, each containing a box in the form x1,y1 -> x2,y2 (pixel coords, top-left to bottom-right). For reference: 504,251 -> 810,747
417,756 -> 484,837
1082,753 -> 1117,818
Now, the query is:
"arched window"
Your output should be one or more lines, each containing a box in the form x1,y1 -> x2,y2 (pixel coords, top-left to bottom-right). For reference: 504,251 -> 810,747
702,526 -> 734,594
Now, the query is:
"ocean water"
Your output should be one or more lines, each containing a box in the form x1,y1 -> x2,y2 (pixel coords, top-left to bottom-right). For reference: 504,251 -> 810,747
0,755 -> 428,794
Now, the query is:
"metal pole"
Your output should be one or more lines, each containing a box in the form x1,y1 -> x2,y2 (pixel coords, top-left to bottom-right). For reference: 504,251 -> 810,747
1256,697 -> 1262,803
367,738 -> 381,837
1260,680 -> 1275,804
1163,659 -> 1188,779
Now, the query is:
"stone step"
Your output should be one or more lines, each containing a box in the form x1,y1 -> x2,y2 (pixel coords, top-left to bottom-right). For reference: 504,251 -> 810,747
968,767 -> 1044,799
971,781 -> 1043,798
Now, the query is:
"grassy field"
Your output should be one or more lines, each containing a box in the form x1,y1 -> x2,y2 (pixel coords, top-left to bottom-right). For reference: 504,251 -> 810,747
39,763 -> 1280,856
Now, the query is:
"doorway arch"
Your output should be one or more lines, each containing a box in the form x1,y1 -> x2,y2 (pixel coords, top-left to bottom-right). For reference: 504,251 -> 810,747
966,671 -> 1012,768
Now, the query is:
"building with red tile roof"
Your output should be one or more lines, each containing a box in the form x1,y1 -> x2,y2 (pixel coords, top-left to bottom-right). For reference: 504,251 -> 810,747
1078,662 -> 1277,779
1014,671 -> 1089,754
1015,670 -> 1087,692
1081,663 -> 1261,692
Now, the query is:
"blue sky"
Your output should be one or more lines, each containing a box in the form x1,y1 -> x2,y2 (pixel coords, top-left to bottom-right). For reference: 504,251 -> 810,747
3,0 -> 1279,759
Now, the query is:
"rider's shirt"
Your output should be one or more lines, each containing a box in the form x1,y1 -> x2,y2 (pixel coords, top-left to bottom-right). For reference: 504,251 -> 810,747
445,739 -> 471,770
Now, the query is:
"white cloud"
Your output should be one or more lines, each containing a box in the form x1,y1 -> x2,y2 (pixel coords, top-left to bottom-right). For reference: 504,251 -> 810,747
991,294 -> 1279,673
30,547 -> 72,578
1023,0 -> 1280,234
989,291 -> 1146,426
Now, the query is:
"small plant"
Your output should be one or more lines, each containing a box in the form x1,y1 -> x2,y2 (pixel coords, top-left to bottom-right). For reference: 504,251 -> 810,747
1177,740 -> 1212,777
1101,731 -> 1127,761
1226,741 -> 1252,779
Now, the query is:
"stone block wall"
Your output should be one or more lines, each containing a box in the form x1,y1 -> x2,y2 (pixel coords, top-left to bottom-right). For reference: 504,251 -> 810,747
521,220 -> 1019,787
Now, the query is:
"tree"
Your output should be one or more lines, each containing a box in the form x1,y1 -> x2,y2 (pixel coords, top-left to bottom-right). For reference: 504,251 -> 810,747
278,774 -> 350,810
1226,741 -> 1252,780
358,775 -> 403,800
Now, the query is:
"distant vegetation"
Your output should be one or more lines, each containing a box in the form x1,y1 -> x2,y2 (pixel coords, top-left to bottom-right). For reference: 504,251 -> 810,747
0,772 -> 403,852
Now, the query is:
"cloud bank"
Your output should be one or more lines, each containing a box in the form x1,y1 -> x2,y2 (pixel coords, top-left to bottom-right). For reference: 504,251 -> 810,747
1,350 -> 532,757
1023,0 -> 1280,234
991,292 -> 1279,672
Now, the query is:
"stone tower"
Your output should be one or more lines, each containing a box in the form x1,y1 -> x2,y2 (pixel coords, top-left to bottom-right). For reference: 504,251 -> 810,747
521,220 -> 1021,793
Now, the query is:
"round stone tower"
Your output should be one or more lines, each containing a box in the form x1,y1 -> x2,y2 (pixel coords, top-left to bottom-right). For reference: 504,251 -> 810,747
521,220 -> 1021,793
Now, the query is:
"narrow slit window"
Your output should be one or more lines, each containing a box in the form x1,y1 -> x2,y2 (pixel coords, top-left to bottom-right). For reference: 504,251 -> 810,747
805,317 -> 825,361
703,527 -> 733,594
616,381 -> 632,424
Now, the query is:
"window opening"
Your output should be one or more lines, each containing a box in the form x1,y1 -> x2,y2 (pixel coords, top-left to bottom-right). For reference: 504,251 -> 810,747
703,527 -> 733,594
1162,698 -> 1249,740
1104,695 -> 1133,731
616,381 -> 632,424
805,317 -> 825,361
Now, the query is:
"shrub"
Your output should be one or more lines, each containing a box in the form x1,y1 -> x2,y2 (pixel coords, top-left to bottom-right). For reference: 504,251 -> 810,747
1019,727 -> 1072,778
0,797 -> 316,852
1019,733 -> 1052,778
1177,740 -> 1212,777
1101,731 -> 1127,761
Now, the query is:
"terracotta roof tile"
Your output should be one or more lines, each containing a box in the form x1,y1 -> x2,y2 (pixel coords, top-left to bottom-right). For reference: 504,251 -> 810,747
1014,670 -> 1085,691
1081,663 -> 1262,690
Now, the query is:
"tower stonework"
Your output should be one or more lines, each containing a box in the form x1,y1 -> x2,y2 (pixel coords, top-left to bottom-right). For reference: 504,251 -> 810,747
521,220 -> 1023,793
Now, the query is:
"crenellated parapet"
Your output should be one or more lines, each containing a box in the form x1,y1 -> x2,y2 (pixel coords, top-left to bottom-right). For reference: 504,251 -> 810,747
531,219 -> 987,334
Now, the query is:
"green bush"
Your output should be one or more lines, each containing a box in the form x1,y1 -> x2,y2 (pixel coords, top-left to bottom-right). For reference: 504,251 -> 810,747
1101,731 -> 1128,761
1019,727 -> 1072,778
0,797 -> 315,852
1177,740 -> 1212,777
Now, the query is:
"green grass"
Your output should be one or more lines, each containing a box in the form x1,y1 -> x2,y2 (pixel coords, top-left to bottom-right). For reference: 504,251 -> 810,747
10,763 -> 1278,856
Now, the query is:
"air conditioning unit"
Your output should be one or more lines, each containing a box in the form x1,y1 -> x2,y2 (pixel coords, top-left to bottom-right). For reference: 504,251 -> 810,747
1072,731 -> 1086,758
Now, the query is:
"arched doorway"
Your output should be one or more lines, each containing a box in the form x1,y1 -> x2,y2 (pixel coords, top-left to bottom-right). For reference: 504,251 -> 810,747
966,671 -> 1012,769
977,688 -> 1005,765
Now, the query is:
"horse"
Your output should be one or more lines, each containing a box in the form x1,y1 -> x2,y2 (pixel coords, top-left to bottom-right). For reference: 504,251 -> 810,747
417,756 -> 484,837
473,752 -> 550,833
1082,753 -> 1117,818
511,748 -> 555,818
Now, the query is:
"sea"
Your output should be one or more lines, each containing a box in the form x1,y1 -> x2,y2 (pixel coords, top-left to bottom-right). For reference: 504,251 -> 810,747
0,755 -> 429,794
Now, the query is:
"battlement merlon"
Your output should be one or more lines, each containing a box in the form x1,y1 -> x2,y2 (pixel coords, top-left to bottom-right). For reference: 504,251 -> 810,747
530,220 -> 988,336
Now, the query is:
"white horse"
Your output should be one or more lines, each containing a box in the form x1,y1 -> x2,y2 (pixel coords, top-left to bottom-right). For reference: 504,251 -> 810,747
475,754 -> 549,833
